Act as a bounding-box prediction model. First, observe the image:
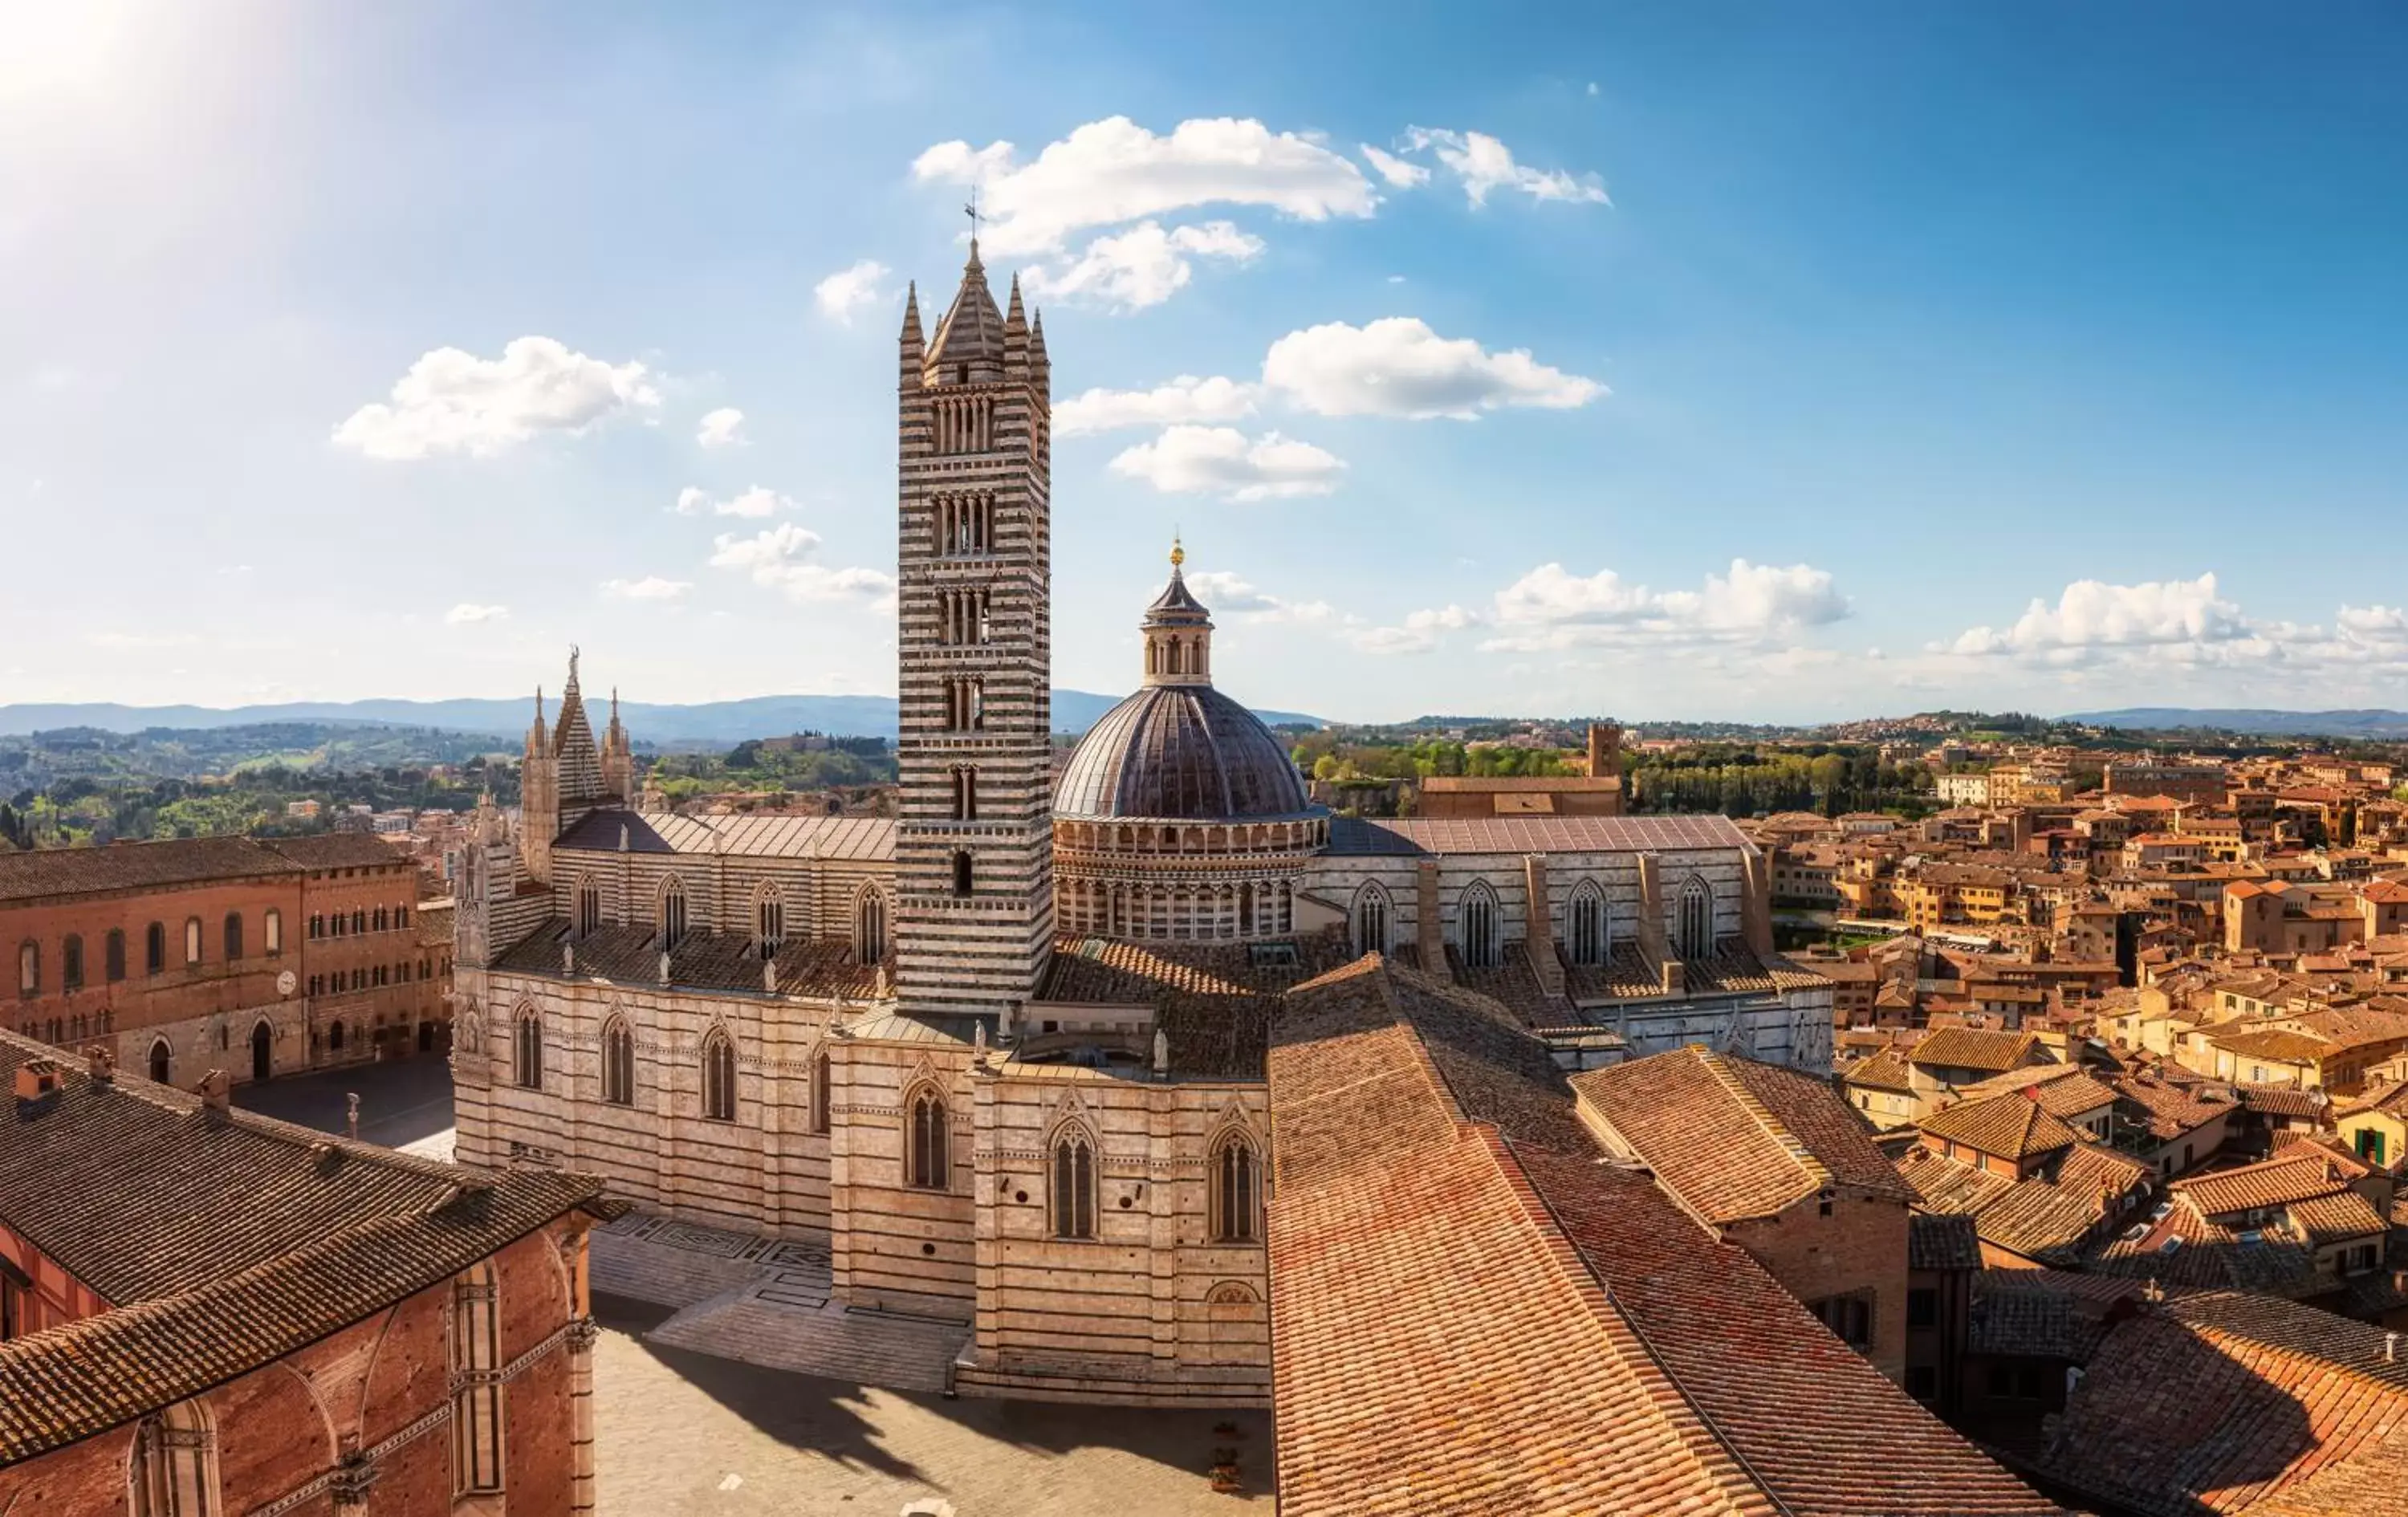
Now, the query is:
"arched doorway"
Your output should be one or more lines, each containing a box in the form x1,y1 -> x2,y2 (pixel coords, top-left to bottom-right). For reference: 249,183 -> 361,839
148,1039 -> 171,1084
251,1020 -> 272,1082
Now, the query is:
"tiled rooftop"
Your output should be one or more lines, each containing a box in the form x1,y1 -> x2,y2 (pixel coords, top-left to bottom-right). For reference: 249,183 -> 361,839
2039,1291 -> 2408,1517
1573,1044 -> 1908,1224
0,1031 -> 607,1466
493,917 -> 892,1001
1266,956 -> 2060,1517
1918,1092 -> 2082,1163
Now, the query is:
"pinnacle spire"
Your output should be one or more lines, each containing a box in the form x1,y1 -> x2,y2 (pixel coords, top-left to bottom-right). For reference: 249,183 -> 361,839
901,281 -> 922,341
1006,272 -> 1027,331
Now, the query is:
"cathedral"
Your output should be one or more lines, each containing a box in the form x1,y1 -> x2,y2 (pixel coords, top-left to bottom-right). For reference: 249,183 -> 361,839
451,244 -> 1834,1405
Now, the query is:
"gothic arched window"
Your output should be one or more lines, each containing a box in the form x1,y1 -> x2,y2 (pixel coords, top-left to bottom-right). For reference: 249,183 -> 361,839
130,1398 -> 219,1516
1459,882 -> 1500,970
658,876 -> 689,950
906,1086 -> 950,1190
60,934 -> 81,992
1678,876 -> 1716,960
1051,1127 -> 1098,1239
222,912 -> 242,962
702,1030 -> 737,1122
601,1017 -> 634,1106
950,851 -> 973,900
1211,1132 -> 1259,1244
184,917 -> 202,966
811,1047 -> 832,1136
1568,879 -> 1609,967
1352,884 -> 1389,958
148,1039 -> 171,1084
15,940 -> 33,998
263,909 -> 282,957
145,921 -> 165,974
105,927 -> 126,983
576,877 -> 602,936
756,887 -> 785,958
515,1011 -> 543,1090
856,888 -> 889,962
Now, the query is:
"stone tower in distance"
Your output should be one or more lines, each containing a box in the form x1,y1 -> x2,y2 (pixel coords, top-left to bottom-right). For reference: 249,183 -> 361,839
893,242 -> 1056,1019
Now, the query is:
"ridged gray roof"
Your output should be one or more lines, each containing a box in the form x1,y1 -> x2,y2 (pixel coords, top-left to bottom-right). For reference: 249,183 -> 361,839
1054,685 -> 1316,821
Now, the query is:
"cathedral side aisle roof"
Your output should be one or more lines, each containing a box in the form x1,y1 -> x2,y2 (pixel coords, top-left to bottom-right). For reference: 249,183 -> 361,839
490,918 -> 893,1001
553,809 -> 894,862
1325,812 -> 1755,856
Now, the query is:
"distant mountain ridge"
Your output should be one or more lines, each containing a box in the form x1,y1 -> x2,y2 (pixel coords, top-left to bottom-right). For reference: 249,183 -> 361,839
0,692 -> 1325,744
2067,707 -> 2408,738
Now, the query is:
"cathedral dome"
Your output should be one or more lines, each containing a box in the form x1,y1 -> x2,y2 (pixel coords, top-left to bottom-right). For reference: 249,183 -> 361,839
1056,683 -> 1315,820
1054,545 -> 1318,822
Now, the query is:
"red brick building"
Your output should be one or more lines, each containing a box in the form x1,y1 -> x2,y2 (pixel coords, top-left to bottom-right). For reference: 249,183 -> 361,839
0,1034 -> 613,1515
2,835 -> 449,1090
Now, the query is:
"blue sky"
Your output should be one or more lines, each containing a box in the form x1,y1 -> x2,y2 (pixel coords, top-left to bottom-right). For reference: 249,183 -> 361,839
6,1 -> 2406,723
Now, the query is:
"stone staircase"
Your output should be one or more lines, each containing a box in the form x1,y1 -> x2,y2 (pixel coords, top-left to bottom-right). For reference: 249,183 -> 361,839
590,1213 -> 967,1393
648,1286 -> 969,1395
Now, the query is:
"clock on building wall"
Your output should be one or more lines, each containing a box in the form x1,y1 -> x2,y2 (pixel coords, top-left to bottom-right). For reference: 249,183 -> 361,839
277,970 -> 297,997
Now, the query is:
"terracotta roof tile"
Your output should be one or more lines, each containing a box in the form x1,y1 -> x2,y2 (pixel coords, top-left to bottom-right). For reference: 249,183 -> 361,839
1920,1093 -> 2082,1163
0,836 -> 295,905
0,1031 -> 606,1466
1267,960 -> 2060,1517
1911,1027 -> 2047,1074
2039,1291 -> 2408,1516
1573,1045 -> 1908,1223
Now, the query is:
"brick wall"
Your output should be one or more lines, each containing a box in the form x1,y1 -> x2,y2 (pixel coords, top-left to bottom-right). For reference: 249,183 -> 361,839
0,1221 -> 588,1516
1726,1192 -> 1910,1384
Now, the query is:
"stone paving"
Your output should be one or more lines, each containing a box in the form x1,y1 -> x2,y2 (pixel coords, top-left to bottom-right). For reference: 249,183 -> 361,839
595,1214 -> 970,1393
592,1298 -> 1275,1517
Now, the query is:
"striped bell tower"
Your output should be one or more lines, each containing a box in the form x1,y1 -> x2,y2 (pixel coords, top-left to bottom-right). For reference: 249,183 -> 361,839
893,239 -> 1055,1019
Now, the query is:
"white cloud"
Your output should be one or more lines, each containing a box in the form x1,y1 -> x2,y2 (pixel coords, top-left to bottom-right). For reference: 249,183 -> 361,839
1399,127 -> 1609,208
600,576 -> 692,601
1055,375 -> 1259,436
673,485 -> 789,518
1262,317 -> 1604,419
1346,604 -> 1482,657
911,116 -> 1376,257
444,604 -> 510,625
814,259 -> 891,324
696,407 -> 745,447
1022,220 -> 1264,311
1108,426 -> 1346,502
333,337 -> 658,461
1360,144 -> 1430,189
708,524 -> 896,608
1185,570 -> 1337,625
1483,559 -> 1848,651
2336,604 -> 2408,641
1946,574 -> 2251,659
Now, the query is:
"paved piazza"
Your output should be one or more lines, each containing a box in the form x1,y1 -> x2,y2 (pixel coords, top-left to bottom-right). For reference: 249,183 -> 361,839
592,1296 -> 1273,1516
243,1059 -> 1273,1513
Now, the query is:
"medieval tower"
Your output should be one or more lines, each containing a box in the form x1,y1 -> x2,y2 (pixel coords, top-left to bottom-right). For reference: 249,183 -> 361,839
893,242 -> 1056,1018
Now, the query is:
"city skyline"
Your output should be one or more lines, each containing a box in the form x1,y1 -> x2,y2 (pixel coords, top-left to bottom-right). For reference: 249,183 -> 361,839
6,2 -> 2407,722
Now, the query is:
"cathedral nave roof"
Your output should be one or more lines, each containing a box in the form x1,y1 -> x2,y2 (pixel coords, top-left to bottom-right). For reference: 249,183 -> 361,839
553,808 -> 894,863
490,918 -> 892,1002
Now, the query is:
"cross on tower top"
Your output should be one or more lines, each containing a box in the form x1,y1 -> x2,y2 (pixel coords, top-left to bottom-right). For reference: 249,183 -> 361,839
963,185 -> 982,247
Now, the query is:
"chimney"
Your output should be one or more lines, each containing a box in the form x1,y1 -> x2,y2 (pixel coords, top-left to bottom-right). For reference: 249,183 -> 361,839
197,1068 -> 231,1116
84,1045 -> 114,1084
2386,1332 -> 2399,1364
14,1059 -> 63,1104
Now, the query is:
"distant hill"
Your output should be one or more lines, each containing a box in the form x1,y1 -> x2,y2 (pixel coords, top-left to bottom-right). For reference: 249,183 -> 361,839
2067,707 -> 2408,738
0,692 -> 1324,745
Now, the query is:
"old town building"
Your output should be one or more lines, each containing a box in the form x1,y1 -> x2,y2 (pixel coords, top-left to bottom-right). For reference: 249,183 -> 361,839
3,834 -> 449,1092
0,1033 -> 613,1514
451,248 -> 1837,1409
